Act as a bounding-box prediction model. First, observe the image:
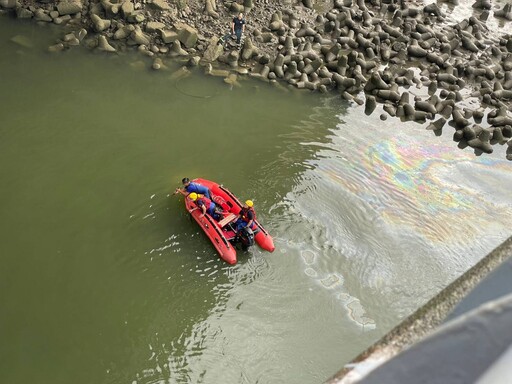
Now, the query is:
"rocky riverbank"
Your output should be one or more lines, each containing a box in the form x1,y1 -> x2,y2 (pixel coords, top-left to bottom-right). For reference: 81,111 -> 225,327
2,0 -> 512,160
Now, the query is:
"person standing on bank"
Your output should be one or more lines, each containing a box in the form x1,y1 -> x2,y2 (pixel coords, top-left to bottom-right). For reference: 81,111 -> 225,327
232,12 -> 246,47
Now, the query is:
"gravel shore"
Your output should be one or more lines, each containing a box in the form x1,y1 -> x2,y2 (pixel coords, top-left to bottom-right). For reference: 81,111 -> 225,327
2,0 -> 512,159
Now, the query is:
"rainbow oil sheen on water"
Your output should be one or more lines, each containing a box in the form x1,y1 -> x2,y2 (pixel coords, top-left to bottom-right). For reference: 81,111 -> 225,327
1,10 -> 512,384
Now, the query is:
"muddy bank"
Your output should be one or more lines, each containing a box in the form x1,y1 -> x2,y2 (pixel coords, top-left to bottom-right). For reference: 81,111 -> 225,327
2,0 -> 512,160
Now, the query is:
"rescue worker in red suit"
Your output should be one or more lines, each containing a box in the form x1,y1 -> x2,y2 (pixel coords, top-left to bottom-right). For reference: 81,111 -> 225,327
235,200 -> 256,232
188,192 -> 221,221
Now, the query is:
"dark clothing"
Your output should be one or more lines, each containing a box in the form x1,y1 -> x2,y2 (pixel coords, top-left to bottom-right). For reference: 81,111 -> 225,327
235,217 -> 256,231
233,17 -> 245,32
240,207 -> 254,222
235,207 -> 255,231
185,182 -> 211,199
235,30 -> 242,44
196,197 -> 216,216
233,17 -> 245,44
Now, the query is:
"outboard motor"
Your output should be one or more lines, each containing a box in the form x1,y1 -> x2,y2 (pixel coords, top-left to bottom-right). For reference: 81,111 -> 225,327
236,226 -> 255,251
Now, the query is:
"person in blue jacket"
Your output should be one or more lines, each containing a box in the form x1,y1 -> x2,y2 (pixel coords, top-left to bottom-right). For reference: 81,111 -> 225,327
174,178 -> 211,199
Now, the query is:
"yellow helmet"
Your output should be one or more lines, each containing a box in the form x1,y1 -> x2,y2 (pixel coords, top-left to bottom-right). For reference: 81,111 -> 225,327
189,192 -> 198,201
245,200 -> 253,207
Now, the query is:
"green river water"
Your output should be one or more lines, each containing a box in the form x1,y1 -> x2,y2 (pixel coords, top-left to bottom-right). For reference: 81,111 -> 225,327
1,12 -> 512,384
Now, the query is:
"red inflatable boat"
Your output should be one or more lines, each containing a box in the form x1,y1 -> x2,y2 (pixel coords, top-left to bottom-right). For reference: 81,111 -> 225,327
181,178 -> 275,264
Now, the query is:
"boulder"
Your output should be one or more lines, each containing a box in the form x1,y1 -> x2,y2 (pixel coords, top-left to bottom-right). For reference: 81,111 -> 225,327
467,138 -> 493,153
452,108 -> 469,128
170,66 -> 191,80
57,2 -> 82,16
83,38 -> 98,49
423,3 -> 444,17
426,117 -> 446,131
187,56 -> 200,66
488,115 -> 512,127
48,43 -> 65,52
63,33 -> 80,46
91,14 -> 111,32
159,29 -> 178,44
303,58 -> 323,75
209,68 -> 230,77
10,35 -> 33,48
364,72 -> 389,92
131,26 -> 150,46
203,36 -> 223,62
490,127 -> 505,143
16,8 -> 33,18
472,0 -> 491,10
53,15 -> 71,24
76,28 -> 87,41
224,73 -> 240,87
415,100 -> 437,115
34,9 -> 52,22
121,1 -> 134,17
383,104 -> 397,117
89,2 -> 103,16
273,54 -> 285,78
151,0 -> 171,11
127,11 -> 145,23
236,67 -> 249,75
243,0 -> 252,13
98,35 -> 116,52
230,2 -> 244,12
146,21 -> 165,33
0,0 -> 16,9
283,35 -> 294,54
152,57 -> 167,70
408,43 -> 428,58
495,4 -> 512,21
175,23 -> 198,48
461,36 -> 478,53
114,24 -> 133,40
258,30 -> 274,43
169,40 -> 188,57
302,0 -> 313,9
241,37 -> 257,60
365,95 -> 377,115
205,0 -> 218,18
402,103 -> 415,118
227,50 -> 240,68
376,90 -> 401,103
137,45 -> 154,57
101,0 -> 121,17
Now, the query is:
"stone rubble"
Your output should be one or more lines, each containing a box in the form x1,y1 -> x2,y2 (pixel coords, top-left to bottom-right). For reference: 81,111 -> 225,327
2,0 -> 512,159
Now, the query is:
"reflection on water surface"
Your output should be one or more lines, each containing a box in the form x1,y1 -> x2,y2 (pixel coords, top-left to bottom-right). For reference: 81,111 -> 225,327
1,12 -> 512,384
